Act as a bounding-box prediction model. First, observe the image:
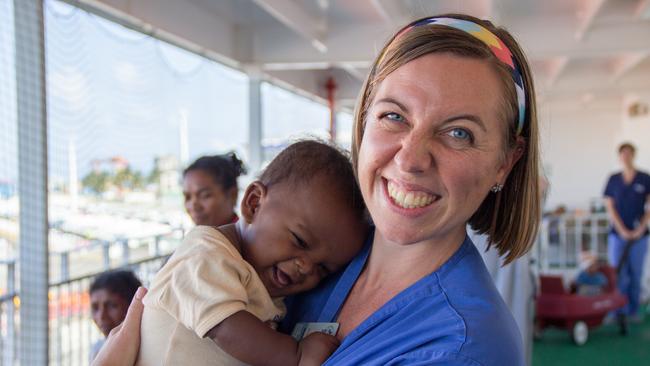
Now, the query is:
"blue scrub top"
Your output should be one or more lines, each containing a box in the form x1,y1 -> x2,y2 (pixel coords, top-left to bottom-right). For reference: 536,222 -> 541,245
280,230 -> 524,365
604,171 -> 650,236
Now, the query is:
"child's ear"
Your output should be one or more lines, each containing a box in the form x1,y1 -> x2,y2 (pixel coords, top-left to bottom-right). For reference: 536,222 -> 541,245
240,181 -> 267,224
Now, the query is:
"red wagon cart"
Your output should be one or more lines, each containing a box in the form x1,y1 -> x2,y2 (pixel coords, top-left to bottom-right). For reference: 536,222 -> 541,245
535,265 -> 627,345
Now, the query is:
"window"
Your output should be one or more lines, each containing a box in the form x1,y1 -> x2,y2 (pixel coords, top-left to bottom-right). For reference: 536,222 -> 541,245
45,0 -> 250,276
336,111 -> 354,151
0,0 -> 19,363
261,82 -> 330,164
43,1 -> 252,362
0,0 -> 18,277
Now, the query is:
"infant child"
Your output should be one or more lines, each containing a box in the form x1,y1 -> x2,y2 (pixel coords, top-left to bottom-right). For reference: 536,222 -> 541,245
137,140 -> 368,366
575,252 -> 608,296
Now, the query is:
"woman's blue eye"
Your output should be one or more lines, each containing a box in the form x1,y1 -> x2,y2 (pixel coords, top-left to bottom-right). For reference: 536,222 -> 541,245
384,112 -> 404,122
448,128 -> 471,140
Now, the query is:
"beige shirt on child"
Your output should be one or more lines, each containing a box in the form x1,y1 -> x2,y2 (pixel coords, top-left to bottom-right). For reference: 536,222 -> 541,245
137,226 -> 286,366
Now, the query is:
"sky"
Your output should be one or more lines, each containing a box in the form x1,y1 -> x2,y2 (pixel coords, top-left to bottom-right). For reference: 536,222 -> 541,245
1,0 -> 351,186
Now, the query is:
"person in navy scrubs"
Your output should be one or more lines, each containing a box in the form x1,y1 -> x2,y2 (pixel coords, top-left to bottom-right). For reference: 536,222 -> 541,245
604,142 -> 650,321
94,14 -> 541,366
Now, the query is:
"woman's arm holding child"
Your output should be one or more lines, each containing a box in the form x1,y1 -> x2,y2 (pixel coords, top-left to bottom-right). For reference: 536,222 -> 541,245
206,310 -> 339,366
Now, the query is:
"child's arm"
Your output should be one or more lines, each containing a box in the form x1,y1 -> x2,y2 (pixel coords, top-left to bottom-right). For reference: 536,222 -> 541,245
205,310 -> 339,366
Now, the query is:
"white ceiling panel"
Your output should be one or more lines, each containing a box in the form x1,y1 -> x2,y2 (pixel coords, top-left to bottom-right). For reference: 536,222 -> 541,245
72,0 -> 650,107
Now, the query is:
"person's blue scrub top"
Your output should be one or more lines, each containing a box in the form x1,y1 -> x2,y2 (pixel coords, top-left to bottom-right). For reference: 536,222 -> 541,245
280,230 -> 524,365
604,171 -> 650,236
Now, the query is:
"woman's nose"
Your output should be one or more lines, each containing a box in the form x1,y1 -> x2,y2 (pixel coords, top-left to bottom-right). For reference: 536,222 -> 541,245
189,198 -> 202,212
394,133 -> 433,174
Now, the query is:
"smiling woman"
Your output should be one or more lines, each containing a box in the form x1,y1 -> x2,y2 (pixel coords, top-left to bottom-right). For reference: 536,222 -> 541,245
359,54 -> 514,248
95,13 -> 541,366
284,14 -> 540,364
352,16 -> 539,264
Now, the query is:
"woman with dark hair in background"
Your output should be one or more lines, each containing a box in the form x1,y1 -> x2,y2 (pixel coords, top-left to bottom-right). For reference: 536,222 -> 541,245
183,152 -> 247,227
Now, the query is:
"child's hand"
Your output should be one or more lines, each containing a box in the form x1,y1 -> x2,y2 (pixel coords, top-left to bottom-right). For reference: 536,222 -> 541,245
297,332 -> 340,366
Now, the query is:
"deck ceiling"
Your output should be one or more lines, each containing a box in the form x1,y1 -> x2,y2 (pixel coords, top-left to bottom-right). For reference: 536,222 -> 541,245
73,0 -> 650,110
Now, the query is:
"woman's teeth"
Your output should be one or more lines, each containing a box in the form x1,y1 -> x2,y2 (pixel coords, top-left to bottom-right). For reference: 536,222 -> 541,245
387,180 -> 436,209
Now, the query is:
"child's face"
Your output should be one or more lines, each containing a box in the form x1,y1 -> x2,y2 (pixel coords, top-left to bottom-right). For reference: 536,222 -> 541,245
240,174 -> 367,297
90,289 -> 130,337
587,262 -> 599,274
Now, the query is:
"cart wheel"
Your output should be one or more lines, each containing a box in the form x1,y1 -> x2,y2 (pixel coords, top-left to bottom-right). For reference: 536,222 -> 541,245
571,321 -> 588,346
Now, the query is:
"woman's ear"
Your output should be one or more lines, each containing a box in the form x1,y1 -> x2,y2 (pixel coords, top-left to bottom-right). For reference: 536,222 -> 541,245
496,136 -> 526,183
240,181 -> 267,224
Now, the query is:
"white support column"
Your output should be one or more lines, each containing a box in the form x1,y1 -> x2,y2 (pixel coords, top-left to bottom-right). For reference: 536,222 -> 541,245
15,0 -> 49,364
247,67 -> 264,174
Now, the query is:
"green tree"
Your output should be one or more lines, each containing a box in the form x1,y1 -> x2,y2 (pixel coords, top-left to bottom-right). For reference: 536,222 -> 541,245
132,170 -> 144,189
147,166 -> 161,185
113,166 -> 131,190
82,171 -> 109,195
113,166 -> 145,190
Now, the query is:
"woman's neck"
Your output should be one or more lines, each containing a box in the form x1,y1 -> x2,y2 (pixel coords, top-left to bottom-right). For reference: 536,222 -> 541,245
622,166 -> 636,183
333,226 -> 467,340
362,227 -> 466,288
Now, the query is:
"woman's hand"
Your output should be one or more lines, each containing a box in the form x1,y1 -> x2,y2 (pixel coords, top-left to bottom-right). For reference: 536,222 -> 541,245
619,228 -> 635,241
630,226 -> 646,241
91,287 -> 147,366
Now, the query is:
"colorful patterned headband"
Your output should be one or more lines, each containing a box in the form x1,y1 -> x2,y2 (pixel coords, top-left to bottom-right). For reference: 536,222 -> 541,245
379,17 -> 526,135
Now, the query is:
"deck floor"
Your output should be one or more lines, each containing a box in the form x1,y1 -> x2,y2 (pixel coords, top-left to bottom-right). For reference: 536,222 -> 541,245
533,309 -> 650,365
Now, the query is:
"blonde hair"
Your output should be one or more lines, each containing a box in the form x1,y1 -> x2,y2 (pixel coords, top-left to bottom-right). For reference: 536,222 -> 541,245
352,14 -> 540,263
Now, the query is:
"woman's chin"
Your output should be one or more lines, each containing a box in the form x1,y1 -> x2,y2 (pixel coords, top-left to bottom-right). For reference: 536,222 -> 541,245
377,219 -> 467,248
377,222 -> 431,246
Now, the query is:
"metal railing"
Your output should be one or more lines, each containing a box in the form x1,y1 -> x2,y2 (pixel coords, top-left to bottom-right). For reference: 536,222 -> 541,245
0,259 -> 16,366
0,229 -> 183,366
535,212 -> 611,275
534,212 -> 650,305
47,254 -> 169,366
